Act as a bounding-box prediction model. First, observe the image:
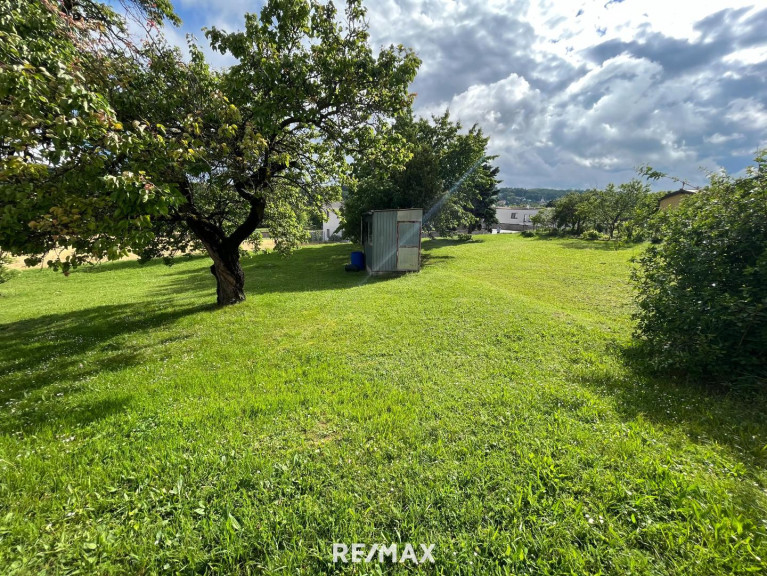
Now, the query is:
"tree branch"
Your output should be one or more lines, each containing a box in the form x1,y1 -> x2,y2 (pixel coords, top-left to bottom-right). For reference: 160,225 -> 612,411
226,196 -> 266,249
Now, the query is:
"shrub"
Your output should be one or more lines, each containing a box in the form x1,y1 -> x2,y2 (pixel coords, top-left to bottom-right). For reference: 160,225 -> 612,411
520,230 -> 535,238
0,251 -> 17,285
632,153 -> 767,382
580,229 -> 603,241
456,233 -> 473,242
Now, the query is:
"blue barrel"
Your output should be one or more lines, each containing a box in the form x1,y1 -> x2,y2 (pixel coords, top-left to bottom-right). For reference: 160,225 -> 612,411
350,251 -> 365,269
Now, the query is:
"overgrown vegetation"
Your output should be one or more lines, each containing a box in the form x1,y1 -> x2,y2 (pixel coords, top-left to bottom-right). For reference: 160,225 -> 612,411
1,236 -> 765,573
633,153 -> 767,382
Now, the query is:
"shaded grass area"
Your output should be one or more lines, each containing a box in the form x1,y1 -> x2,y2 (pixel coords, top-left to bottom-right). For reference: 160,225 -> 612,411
0,236 -> 765,574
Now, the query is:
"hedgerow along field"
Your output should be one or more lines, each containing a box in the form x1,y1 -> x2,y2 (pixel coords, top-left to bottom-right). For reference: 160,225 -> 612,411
1,235 -> 765,574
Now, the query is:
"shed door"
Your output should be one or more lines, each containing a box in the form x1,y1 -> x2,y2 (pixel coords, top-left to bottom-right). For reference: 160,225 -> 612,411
396,221 -> 420,271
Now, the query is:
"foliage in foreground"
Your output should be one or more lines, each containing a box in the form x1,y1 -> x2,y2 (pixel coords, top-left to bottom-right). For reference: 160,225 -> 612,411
0,0 -> 179,272
1,236 -> 766,574
633,153 -> 767,382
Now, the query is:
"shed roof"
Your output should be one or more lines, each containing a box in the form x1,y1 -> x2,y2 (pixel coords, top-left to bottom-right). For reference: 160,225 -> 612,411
366,208 -> 422,213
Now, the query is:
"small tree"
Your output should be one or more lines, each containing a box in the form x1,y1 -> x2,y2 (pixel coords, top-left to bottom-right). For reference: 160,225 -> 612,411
618,190 -> 663,242
466,163 -> 500,233
551,192 -> 588,233
530,208 -> 553,231
596,180 -> 650,239
0,250 -> 15,285
632,153 -> 767,381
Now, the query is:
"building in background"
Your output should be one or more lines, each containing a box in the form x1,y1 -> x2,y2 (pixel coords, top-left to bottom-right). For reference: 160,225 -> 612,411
659,189 -> 696,210
495,207 -> 540,231
322,202 -> 344,240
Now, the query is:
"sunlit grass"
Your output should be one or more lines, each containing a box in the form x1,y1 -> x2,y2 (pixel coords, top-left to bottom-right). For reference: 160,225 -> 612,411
1,235 -> 765,574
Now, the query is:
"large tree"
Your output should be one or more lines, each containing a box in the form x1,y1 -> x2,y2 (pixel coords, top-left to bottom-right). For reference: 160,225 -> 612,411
0,0 -> 420,304
341,111 -> 497,242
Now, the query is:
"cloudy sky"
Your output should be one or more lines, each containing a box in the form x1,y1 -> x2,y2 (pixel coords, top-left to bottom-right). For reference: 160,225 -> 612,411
160,0 -> 767,189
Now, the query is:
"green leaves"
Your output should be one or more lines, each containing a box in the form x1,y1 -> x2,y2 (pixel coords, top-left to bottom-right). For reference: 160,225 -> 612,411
549,181 -> 654,240
342,111 -> 498,242
0,0 -> 183,270
632,152 -> 767,382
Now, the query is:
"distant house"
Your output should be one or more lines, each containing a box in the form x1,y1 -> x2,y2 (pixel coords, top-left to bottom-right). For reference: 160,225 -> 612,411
659,188 -> 696,210
495,207 -> 540,231
322,202 -> 343,240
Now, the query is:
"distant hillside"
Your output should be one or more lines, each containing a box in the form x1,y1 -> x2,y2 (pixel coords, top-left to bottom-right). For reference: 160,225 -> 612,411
497,187 -> 586,206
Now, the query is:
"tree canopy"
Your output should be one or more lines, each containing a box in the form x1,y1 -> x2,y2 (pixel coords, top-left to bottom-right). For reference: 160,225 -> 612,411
0,0 -> 420,304
340,111 -> 499,242
540,180 -> 656,240
0,0 -> 180,270
632,153 -> 767,382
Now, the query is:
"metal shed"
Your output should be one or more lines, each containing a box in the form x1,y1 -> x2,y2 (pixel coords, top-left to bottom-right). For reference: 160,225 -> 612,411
361,209 -> 423,273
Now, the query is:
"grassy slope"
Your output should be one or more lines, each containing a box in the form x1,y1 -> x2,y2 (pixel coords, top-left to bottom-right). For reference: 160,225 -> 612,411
0,235 -> 765,575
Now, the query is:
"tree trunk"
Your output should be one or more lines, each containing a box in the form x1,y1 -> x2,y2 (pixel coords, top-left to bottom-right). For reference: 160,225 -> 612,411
207,245 -> 245,306
180,181 -> 265,305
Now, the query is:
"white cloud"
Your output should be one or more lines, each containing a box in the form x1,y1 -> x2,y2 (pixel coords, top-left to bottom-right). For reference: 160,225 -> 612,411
726,98 -> 767,130
135,0 -> 767,188
706,132 -> 744,144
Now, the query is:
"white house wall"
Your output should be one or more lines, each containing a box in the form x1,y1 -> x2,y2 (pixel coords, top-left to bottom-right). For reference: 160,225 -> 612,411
322,202 -> 343,240
495,207 -> 539,230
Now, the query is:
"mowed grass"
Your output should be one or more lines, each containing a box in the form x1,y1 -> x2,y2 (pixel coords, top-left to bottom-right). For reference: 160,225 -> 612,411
1,235 -> 766,574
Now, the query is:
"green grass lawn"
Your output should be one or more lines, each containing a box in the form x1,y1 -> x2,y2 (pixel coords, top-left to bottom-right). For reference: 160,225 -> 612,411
1,235 -> 766,574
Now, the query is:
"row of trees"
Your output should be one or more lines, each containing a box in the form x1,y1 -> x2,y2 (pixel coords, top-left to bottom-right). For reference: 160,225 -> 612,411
497,187 -> 584,206
533,181 -> 659,240
1,0 -> 420,304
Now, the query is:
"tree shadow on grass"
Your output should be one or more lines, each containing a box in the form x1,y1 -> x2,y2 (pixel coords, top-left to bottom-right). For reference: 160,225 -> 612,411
156,243 -> 397,298
75,257 -> 180,274
0,300 -> 215,433
577,346 -> 767,472
421,252 -> 455,267
527,234 -> 641,251
422,238 -> 480,249
1,244 -> 406,432
74,242 -> 454,302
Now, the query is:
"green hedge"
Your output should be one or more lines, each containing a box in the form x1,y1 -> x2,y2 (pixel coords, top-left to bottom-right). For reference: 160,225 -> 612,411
632,153 -> 767,383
